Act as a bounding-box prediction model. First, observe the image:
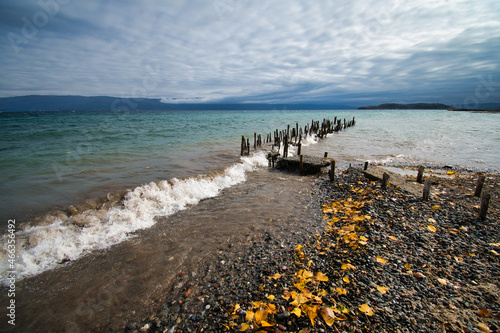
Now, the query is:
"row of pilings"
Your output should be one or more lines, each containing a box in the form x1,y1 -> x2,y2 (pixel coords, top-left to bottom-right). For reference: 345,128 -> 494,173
240,116 -> 356,157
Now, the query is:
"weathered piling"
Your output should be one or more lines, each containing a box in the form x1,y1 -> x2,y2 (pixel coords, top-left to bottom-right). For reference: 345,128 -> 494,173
479,191 -> 491,221
382,172 -> 390,189
475,175 -> 486,197
329,160 -> 336,182
423,179 -> 431,201
417,166 -> 425,184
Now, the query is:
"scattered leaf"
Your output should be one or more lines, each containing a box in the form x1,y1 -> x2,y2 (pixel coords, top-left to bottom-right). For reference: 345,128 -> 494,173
437,278 -> 448,286
376,286 -> 388,294
428,218 -> 437,223
341,263 -> 356,271
389,235 -> 398,241
477,322 -> 491,333
314,271 -> 329,282
261,320 -> 274,327
460,226 -> 468,232
320,307 -> 336,326
245,310 -> 254,322
376,256 -> 387,264
269,273 -> 282,280
413,272 -> 426,279
432,205 -> 441,210
404,263 -> 412,270
448,228 -> 459,234
267,295 -> 275,301
359,303 -> 374,316
454,256 -> 464,263
490,250 -> 499,256
343,276 -> 350,283
427,225 -> 437,232
336,287 -> 347,295
478,308 -> 492,318
239,322 -> 250,331
291,307 -> 301,317
489,242 -> 500,247
254,310 -> 268,324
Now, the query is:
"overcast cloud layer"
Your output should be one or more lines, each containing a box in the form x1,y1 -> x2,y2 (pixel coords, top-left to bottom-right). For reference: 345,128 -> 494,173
1,0 -> 499,106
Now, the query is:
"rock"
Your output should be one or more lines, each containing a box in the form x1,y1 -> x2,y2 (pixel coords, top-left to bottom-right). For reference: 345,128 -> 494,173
277,155 -> 332,174
363,167 -> 423,196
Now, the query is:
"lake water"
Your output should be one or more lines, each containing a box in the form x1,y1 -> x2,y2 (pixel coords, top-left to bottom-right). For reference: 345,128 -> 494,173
0,109 -> 499,282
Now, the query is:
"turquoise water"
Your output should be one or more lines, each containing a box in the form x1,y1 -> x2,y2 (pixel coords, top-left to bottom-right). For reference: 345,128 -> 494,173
1,109 -> 499,224
0,109 -> 499,280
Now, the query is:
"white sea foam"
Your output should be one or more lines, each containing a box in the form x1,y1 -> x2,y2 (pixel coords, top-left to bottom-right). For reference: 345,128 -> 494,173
0,152 -> 268,283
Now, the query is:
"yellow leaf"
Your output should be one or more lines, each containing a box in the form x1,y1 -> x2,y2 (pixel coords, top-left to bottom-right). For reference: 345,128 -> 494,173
477,322 -> 491,333
359,303 -> 374,316
245,310 -> 254,322
323,208 -> 333,214
314,271 -> 329,282
489,249 -> 499,256
239,323 -> 250,331
260,320 -> 274,327
376,256 -> 387,264
232,303 -> 241,314
302,270 -> 314,279
454,256 -> 464,263
252,301 -> 262,309
336,287 -> 347,295
269,273 -> 281,280
267,295 -> 275,301
489,242 -> 500,247
254,310 -> 268,324
428,218 -> 437,223
341,263 -> 356,271
427,225 -> 437,233
343,276 -> 350,283
460,226 -> 468,232
291,307 -> 301,317
320,307 -> 336,326
360,236 -> 369,242
437,278 -> 448,286
432,205 -> 440,210
282,291 -> 291,301
389,235 -> 398,241
376,286 -> 388,294
295,244 -> 303,251
317,289 -> 328,297
448,228 -> 459,234
305,304 -> 319,326
404,263 -> 412,270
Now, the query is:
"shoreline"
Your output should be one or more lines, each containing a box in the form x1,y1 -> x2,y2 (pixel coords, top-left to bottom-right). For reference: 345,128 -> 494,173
125,165 -> 499,333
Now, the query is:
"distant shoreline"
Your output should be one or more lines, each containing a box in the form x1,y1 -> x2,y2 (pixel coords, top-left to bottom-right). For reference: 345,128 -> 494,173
358,103 -> 500,112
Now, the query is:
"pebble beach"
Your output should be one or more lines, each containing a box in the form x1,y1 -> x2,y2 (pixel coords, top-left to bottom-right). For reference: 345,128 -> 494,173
126,166 -> 500,333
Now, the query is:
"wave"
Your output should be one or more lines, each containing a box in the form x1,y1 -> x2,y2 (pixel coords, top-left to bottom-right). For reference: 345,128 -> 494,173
0,152 -> 268,283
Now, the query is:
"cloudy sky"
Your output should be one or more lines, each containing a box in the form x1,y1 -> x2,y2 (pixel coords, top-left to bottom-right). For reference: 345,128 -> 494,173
1,0 -> 499,106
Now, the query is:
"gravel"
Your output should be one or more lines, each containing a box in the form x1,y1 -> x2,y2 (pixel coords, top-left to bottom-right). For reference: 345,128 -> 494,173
126,166 -> 499,333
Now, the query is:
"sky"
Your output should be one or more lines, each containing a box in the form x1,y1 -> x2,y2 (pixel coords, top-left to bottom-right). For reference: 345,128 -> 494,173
1,0 -> 499,107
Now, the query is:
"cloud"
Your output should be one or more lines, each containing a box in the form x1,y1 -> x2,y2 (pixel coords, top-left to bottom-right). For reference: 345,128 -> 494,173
0,0 -> 499,105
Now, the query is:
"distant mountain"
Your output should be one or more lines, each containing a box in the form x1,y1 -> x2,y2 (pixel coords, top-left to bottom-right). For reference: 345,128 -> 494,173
358,103 -> 451,110
0,95 -> 357,111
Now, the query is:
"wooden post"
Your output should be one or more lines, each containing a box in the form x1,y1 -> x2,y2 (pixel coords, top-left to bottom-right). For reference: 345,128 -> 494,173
300,155 -> 304,175
417,166 -> 425,184
329,160 -> 336,182
364,162 -> 369,170
479,191 -> 491,221
297,143 -> 301,156
254,133 -> 257,149
246,138 -> 250,155
382,172 -> 390,189
423,179 -> 431,201
475,175 -> 486,197
324,152 -> 328,158
241,136 -> 246,156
